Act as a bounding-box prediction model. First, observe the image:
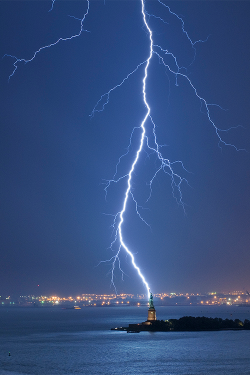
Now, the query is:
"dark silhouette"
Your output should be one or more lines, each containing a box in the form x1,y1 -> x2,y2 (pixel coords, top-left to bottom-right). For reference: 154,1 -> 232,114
112,316 -> 250,333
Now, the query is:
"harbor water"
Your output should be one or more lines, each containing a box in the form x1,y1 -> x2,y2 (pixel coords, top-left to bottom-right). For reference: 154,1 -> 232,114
0,305 -> 250,374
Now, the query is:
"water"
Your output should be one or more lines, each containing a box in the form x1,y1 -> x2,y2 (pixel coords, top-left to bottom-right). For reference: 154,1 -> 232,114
0,305 -> 250,374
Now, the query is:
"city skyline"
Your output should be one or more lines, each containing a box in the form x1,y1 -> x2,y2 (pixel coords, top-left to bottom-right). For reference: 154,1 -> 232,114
2,290 -> 250,308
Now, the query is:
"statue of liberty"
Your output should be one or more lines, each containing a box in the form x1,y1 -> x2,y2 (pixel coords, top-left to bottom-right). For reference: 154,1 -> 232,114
149,292 -> 154,308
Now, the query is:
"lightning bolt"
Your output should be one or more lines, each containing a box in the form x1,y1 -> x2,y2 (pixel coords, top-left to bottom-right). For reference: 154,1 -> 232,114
3,0 -> 243,299
100,1 -> 188,298
93,0 -> 243,298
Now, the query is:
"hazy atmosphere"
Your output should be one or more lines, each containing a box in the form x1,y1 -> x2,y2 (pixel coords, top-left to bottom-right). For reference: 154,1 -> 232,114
1,0 -> 250,297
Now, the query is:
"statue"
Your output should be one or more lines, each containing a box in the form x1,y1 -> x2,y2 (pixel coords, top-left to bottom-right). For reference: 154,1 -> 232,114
149,292 -> 154,308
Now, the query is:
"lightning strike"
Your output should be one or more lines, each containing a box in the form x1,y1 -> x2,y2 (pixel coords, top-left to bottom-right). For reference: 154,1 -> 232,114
92,0 -> 243,297
3,0 -> 242,299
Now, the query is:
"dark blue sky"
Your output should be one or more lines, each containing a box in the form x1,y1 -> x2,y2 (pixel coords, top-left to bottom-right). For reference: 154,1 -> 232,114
0,1 -> 250,297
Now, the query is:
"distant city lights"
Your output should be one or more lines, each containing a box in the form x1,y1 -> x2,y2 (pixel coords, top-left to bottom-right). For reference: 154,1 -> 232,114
0,291 -> 249,307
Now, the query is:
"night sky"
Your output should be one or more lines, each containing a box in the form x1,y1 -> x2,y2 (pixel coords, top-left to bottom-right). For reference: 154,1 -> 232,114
0,1 -> 250,297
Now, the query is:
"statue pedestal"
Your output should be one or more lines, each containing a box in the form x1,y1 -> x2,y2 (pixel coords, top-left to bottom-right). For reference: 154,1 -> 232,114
147,307 -> 156,321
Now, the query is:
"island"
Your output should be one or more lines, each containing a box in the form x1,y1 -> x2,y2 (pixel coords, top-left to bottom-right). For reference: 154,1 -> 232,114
111,293 -> 250,333
111,316 -> 250,333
